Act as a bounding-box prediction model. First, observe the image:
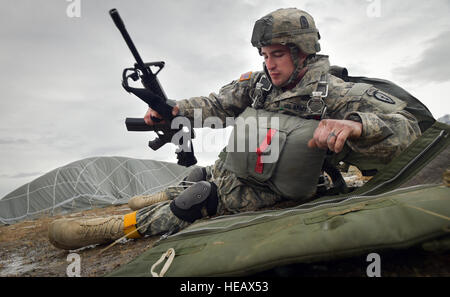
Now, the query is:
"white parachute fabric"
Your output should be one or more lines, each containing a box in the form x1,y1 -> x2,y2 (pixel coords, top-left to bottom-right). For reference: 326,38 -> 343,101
0,156 -> 193,225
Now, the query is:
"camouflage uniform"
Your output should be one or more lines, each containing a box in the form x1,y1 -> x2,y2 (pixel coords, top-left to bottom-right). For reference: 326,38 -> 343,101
136,54 -> 422,237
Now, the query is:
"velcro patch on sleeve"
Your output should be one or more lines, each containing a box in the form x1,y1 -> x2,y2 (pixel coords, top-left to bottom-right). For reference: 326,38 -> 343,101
373,90 -> 395,104
239,71 -> 252,82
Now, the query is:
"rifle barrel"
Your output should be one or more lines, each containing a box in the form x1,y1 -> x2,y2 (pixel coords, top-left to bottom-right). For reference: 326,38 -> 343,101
110,8 -> 168,100
109,9 -> 146,69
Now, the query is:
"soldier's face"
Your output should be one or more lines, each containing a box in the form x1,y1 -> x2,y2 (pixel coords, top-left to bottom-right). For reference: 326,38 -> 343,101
261,44 -> 295,87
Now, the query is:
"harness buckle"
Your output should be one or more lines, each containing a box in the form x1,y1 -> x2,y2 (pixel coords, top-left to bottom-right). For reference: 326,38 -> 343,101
252,74 -> 272,109
306,75 -> 328,119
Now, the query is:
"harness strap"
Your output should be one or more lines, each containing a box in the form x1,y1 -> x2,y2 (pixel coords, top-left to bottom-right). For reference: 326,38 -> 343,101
306,73 -> 328,120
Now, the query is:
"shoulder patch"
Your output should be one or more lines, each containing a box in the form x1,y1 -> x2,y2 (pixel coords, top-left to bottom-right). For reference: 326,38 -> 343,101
239,71 -> 252,82
373,90 -> 395,104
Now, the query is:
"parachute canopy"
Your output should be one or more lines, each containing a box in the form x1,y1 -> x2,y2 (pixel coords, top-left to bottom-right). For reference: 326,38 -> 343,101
0,156 -> 194,225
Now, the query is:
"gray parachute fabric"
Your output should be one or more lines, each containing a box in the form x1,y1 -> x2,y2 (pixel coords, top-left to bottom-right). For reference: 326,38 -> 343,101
0,156 -> 193,225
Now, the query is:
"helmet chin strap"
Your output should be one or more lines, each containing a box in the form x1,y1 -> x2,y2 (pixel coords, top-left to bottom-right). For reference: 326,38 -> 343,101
263,62 -> 272,82
281,45 -> 303,88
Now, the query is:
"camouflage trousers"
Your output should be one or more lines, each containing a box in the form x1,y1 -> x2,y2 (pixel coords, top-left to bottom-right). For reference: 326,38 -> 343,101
135,159 -> 283,237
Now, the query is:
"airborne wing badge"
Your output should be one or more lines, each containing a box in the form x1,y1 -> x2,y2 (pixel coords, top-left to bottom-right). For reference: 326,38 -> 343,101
239,71 -> 252,82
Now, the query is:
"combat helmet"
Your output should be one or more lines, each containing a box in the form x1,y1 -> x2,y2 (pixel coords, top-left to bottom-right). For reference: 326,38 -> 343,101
251,8 -> 321,87
251,8 -> 321,55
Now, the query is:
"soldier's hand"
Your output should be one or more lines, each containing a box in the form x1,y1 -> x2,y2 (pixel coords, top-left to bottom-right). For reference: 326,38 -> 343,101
308,119 -> 362,153
144,105 -> 180,126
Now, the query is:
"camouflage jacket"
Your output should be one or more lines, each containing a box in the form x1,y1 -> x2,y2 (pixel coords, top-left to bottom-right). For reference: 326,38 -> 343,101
177,55 -> 421,168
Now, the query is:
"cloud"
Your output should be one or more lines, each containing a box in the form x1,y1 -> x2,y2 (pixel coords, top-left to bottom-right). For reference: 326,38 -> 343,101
0,138 -> 29,145
438,114 -> 450,124
392,31 -> 450,83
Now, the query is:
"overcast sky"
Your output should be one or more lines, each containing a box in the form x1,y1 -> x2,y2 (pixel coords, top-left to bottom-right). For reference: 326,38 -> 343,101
0,0 -> 449,198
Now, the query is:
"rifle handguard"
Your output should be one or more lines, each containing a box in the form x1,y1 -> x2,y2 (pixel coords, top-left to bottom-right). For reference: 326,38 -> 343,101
125,118 -> 169,132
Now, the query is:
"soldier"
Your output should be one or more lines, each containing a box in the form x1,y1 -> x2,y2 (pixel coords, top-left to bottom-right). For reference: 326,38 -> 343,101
48,8 -> 421,250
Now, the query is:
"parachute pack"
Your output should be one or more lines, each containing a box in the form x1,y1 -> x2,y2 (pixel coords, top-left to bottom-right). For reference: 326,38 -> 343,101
329,65 -> 435,133
222,107 -> 326,201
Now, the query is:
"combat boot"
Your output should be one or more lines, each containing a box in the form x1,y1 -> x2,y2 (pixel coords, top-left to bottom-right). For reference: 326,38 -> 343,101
127,167 -> 208,211
128,191 -> 169,210
48,212 -> 141,250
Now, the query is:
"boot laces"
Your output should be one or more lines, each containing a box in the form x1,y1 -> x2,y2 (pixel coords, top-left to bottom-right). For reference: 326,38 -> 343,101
141,192 -> 168,204
82,217 -> 122,239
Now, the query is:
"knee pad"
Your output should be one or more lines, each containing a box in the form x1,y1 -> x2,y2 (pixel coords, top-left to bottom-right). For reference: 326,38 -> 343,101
170,181 -> 218,223
183,167 -> 207,183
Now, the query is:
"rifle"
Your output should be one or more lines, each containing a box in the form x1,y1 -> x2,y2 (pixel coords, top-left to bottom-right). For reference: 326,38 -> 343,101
109,8 -> 197,167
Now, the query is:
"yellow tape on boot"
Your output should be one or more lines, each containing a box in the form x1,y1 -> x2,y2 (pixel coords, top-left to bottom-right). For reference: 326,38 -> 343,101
123,212 -> 142,239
